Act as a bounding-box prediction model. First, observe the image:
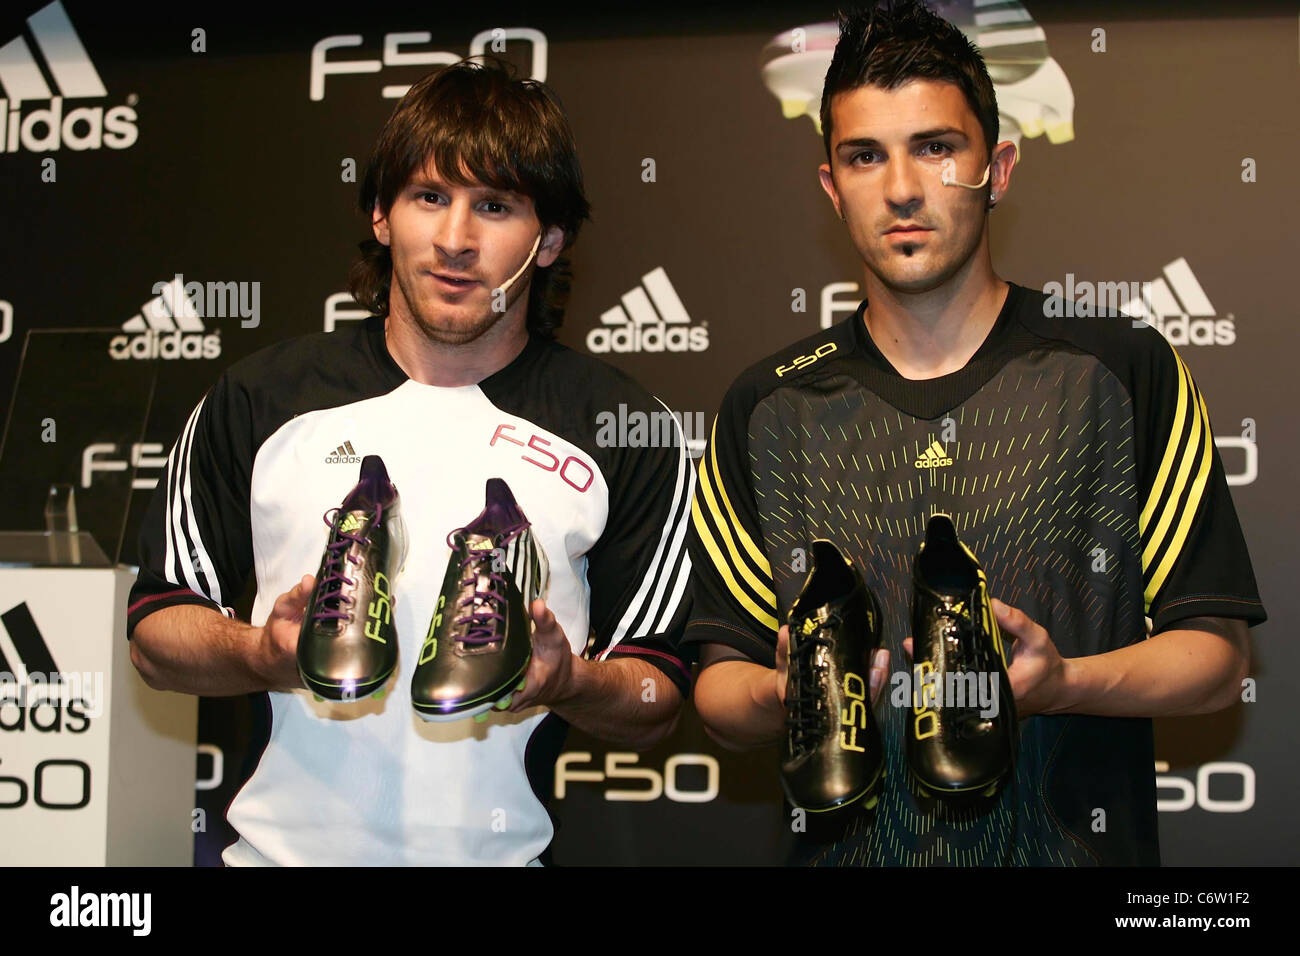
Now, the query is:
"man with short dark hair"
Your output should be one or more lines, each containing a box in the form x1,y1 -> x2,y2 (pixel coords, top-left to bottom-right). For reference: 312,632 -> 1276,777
127,60 -> 695,866
687,1 -> 1264,865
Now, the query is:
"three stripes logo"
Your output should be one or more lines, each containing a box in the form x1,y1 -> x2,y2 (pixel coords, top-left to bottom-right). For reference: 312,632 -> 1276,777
1139,347 -> 1214,612
586,267 -> 708,354
0,602 -> 58,687
914,440 -> 954,469
325,441 -> 361,465
0,1 -> 139,153
0,601 -> 98,738
108,276 -> 221,360
1121,258 -> 1236,347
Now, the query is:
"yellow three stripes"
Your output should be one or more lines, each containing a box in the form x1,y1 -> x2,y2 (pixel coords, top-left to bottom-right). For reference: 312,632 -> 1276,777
692,417 -> 779,632
1140,349 -> 1213,610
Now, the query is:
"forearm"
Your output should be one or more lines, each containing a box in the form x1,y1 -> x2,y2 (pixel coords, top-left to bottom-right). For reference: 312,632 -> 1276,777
129,605 -> 289,696
694,660 -> 785,751
548,656 -> 682,750
1051,622 -> 1249,718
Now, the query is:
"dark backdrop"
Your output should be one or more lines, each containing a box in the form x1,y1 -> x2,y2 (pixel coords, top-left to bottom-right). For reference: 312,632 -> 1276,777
1,0 -> 1293,864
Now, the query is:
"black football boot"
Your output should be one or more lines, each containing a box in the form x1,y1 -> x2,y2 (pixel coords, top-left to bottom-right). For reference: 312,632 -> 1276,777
297,455 -> 407,702
411,478 -> 549,722
907,513 -> 1016,799
781,539 -> 885,812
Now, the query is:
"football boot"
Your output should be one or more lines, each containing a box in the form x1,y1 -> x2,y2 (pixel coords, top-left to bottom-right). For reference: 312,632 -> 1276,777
907,513 -> 1016,798
781,539 -> 885,812
412,478 -> 549,722
298,455 -> 407,702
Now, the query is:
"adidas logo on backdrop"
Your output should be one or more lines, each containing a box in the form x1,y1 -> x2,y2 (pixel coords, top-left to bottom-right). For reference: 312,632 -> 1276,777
108,276 -> 221,360
586,267 -> 708,354
0,601 -> 102,730
1121,258 -> 1236,346
0,1 -> 139,153
1042,258 -> 1236,346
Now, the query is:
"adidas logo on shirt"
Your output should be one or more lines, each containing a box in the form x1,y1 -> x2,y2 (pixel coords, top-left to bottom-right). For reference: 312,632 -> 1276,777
586,267 -> 709,354
325,441 -> 361,465
108,277 -> 221,360
914,440 -> 954,469
0,1 -> 139,153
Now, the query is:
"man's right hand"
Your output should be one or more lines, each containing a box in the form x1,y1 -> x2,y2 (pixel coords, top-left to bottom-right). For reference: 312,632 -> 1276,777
130,575 -> 315,697
258,573 -> 314,692
695,628 -> 892,751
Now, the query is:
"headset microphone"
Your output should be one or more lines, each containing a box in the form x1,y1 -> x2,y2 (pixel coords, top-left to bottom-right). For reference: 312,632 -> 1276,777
940,141 -> 1018,191
941,163 -> 991,189
496,230 -> 544,298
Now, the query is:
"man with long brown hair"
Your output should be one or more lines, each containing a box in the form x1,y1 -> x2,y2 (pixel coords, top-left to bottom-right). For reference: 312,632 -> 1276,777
126,60 -> 695,865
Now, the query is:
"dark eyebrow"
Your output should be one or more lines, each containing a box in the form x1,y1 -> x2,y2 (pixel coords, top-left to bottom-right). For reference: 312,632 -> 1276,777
406,178 -> 517,200
835,127 -> 969,151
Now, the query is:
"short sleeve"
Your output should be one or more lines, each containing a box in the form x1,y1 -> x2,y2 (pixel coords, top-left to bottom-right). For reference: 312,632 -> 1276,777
1137,339 -> 1266,633
127,373 -> 255,637
683,383 -> 781,667
586,398 -> 696,699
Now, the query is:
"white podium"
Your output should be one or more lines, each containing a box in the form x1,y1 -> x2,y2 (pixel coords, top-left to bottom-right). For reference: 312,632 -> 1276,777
0,568 -> 197,865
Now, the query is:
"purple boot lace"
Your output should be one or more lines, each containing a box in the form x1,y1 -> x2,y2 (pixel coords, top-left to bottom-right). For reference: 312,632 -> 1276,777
447,523 -> 527,645
312,504 -> 381,624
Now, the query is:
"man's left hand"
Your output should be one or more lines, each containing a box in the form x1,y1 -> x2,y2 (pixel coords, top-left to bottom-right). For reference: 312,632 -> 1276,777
902,598 -> 1071,718
507,599 -> 579,712
992,598 -> 1070,717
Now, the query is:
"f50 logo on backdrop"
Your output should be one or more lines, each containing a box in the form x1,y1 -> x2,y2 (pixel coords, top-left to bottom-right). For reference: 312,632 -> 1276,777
1217,426 -> 1258,487
310,27 -> 547,101
1156,761 -> 1255,813
324,293 -> 368,332
81,442 -> 166,490
555,752 -> 719,803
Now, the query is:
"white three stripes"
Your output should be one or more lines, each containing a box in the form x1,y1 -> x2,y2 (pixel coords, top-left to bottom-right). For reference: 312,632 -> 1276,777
602,397 -> 695,654
165,395 -> 225,610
